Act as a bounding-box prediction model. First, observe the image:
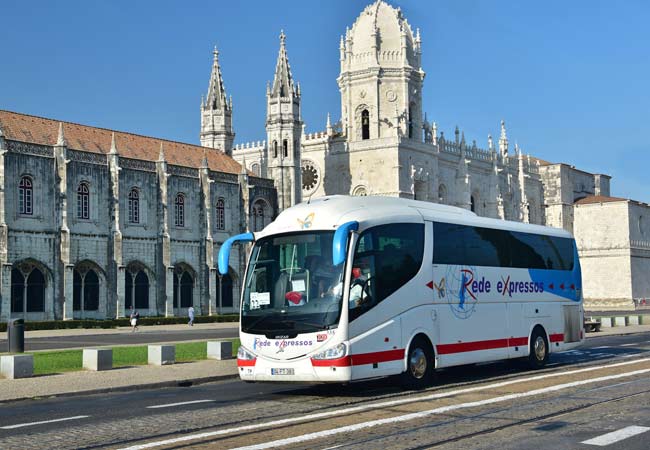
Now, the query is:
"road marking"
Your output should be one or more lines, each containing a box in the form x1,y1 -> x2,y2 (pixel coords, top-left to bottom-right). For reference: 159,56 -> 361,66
620,343 -> 640,347
118,357 -> 650,450
581,426 -> 650,446
1,415 -> 90,430
592,346 -> 612,350
146,400 -> 213,409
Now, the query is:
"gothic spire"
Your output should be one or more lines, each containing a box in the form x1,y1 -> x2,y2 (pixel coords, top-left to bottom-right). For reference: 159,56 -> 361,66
205,46 -> 229,111
109,132 -> 118,154
56,122 -> 66,146
499,120 -> 509,156
270,30 -> 295,98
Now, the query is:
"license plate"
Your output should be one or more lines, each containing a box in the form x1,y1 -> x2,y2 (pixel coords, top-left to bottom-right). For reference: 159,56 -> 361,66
271,368 -> 295,375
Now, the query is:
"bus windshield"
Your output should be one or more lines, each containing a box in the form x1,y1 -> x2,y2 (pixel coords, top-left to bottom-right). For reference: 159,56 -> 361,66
241,231 -> 345,336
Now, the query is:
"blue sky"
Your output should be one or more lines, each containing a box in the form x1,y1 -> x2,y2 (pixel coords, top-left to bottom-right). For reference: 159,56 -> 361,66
1,0 -> 648,201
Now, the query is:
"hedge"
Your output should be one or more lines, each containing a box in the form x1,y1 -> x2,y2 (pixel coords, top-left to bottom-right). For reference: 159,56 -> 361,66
0,314 -> 239,332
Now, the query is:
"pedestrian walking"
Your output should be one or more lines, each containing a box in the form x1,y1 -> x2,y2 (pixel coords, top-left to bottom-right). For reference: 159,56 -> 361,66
130,307 -> 139,332
188,305 -> 195,326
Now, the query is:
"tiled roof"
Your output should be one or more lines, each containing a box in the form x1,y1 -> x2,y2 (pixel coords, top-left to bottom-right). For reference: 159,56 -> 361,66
528,156 -> 553,166
0,110 -> 244,175
574,195 -> 628,205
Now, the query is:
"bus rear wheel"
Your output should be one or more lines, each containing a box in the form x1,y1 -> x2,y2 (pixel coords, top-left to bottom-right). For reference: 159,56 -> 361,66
528,327 -> 549,369
401,336 -> 434,389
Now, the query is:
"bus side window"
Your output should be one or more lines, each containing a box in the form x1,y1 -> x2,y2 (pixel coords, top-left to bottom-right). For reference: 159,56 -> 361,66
349,223 -> 424,321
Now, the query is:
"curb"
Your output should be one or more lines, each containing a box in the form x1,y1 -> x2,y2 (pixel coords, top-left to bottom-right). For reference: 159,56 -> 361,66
0,372 -> 240,404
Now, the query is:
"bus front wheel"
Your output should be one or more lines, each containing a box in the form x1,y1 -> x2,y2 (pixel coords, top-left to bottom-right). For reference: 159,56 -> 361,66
528,327 -> 549,369
401,336 -> 434,389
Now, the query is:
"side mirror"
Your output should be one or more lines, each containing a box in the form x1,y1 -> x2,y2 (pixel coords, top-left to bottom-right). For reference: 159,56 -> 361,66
332,221 -> 359,266
218,232 -> 254,275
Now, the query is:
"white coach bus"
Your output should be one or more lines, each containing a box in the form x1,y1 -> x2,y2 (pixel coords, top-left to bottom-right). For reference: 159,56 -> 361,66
218,196 -> 584,386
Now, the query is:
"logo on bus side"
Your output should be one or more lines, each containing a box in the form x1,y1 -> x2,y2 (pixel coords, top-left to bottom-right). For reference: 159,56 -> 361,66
297,212 -> 315,229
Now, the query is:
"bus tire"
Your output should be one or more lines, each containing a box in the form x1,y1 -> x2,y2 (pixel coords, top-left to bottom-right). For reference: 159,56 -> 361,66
401,336 -> 434,389
528,326 -> 549,369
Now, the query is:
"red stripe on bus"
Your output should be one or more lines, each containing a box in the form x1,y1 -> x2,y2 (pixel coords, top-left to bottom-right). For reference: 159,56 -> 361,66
437,336 -> 533,355
311,349 -> 405,367
237,358 -> 256,367
549,333 -> 564,343
311,356 -> 352,367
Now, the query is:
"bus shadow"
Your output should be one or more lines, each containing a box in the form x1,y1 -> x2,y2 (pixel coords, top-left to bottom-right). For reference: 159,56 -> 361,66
283,346 -> 648,399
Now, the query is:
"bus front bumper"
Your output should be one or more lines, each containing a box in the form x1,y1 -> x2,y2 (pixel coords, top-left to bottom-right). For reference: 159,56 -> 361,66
237,357 -> 352,383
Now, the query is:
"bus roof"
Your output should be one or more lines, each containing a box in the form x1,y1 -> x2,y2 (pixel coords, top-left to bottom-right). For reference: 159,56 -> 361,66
259,195 -> 573,239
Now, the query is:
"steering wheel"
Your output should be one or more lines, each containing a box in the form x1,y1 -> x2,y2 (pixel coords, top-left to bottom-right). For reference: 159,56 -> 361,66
353,276 -> 373,306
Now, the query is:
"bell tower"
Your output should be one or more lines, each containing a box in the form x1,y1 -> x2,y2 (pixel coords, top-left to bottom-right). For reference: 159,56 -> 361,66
266,31 -> 303,211
200,46 -> 235,155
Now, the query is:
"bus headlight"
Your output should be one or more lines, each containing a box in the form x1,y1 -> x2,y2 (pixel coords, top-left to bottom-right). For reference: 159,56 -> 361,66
312,343 -> 347,360
237,346 -> 256,360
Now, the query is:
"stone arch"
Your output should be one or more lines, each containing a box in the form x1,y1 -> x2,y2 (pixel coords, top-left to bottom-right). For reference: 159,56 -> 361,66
351,185 -> 368,196
471,189 -> 481,214
355,104 -> 372,140
73,260 -> 107,319
173,262 -> 197,311
10,258 -> 53,320
250,197 -> 272,232
217,266 -> 239,312
438,184 -> 448,204
125,261 -> 155,314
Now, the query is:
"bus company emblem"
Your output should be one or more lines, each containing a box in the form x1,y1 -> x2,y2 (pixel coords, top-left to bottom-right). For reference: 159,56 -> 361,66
297,212 -> 315,229
316,333 -> 328,342
427,277 -> 446,298
445,266 -> 480,320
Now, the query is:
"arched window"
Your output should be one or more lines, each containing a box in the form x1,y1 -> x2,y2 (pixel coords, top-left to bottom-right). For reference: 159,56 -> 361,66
352,186 -> 368,197
361,110 -> 370,140
273,141 -> 278,158
73,266 -> 99,312
471,195 -> 476,212
18,176 -> 33,215
11,264 -> 45,313
174,193 -> 185,227
251,163 -> 261,177
77,182 -> 90,220
216,197 -> 225,230
128,188 -> 140,224
173,266 -> 194,308
438,184 -> 447,204
408,106 -> 414,139
283,139 -> 288,158
251,200 -> 268,232
219,272 -> 234,308
125,264 -> 149,310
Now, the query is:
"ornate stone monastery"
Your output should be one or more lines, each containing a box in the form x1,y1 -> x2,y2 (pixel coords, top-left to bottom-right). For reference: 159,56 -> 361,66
0,1 -> 647,321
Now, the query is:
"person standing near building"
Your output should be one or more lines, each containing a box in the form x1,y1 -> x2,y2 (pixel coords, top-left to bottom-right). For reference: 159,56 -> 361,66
129,307 -> 139,332
188,306 -> 195,327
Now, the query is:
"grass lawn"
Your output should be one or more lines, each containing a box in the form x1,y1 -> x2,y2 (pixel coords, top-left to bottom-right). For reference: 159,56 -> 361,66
28,338 -> 240,375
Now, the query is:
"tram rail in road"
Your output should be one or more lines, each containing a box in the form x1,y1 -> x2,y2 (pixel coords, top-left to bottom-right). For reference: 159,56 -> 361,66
117,356 -> 650,450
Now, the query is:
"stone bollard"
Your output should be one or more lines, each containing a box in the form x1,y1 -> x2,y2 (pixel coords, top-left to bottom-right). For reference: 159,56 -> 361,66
0,354 -> 33,379
207,340 -> 233,360
83,348 -> 113,371
148,345 -> 175,366
614,316 -> 627,327
628,315 -> 640,326
599,317 -> 613,328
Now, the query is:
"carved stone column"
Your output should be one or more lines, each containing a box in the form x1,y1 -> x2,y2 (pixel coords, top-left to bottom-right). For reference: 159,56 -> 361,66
199,154 -> 214,315
54,124 -> 73,320
108,133 -> 125,318
0,129 -> 9,321
155,145 -> 173,317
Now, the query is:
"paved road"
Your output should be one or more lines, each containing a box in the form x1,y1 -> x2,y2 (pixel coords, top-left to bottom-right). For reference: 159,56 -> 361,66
0,331 -> 649,449
0,327 -> 239,351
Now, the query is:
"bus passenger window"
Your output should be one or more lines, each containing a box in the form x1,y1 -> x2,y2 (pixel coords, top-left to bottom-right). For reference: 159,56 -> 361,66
349,223 -> 424,321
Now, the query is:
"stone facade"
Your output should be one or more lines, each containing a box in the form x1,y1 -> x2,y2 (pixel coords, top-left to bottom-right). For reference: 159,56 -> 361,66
574,197 -> 650,310
0,111 -> 277,321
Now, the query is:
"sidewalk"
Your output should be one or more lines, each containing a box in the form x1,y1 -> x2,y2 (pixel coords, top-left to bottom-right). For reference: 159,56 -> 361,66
0,359 -> 238,403
0,321 -> 238,341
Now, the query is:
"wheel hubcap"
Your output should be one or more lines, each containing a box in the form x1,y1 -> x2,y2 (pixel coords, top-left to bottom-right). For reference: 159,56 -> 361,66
409,347 -> 427,379
534,336 -> 546,361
